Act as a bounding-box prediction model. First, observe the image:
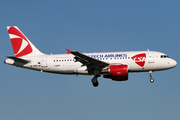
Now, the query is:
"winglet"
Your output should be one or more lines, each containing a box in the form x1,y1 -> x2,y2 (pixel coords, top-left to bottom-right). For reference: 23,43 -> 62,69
66,49 -> 72,54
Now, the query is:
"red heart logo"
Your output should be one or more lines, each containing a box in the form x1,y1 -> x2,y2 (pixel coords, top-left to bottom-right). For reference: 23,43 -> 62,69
132,53 -> 146,67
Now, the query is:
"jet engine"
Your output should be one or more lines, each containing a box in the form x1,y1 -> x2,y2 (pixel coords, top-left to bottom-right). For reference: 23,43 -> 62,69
103,65 -> 128,81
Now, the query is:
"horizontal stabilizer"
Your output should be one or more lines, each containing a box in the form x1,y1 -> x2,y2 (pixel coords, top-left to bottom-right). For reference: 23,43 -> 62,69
7,56 -> 30,64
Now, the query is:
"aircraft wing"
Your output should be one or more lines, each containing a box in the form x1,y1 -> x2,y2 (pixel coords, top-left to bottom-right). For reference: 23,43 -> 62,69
66,49 -> 109,71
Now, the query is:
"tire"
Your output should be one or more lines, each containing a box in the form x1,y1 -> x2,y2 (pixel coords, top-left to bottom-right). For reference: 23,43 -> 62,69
91,77 -> 99,87
150,78 -> 154,83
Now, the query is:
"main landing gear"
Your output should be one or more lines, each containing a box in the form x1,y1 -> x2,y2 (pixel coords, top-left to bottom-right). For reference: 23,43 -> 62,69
91,77 -> 99,87
91,70 -> 100,87
149,71 -> 154,83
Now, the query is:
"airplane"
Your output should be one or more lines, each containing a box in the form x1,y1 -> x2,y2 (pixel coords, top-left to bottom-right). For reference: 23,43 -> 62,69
4,26 -> 177,87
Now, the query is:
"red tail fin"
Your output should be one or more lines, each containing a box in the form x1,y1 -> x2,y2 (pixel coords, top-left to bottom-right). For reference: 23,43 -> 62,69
7,26 -> 44,57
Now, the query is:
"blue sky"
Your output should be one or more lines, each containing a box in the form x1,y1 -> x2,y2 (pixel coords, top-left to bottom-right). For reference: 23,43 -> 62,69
0,0 -> 180,120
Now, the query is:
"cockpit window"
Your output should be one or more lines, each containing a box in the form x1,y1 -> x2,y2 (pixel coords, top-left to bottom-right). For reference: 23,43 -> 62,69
161,55 -> 169,58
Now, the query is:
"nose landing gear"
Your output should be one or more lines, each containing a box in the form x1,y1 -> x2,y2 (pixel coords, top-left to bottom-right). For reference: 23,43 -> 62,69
149,71 -> 154,83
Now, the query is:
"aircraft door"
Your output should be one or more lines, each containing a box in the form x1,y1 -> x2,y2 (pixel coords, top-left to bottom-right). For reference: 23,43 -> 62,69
148,52 -> 154,63
41,56 -> 47,67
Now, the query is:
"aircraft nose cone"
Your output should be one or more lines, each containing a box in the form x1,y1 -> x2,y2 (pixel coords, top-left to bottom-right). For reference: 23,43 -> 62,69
173,60 -> 177,67
171,59 -> 177,68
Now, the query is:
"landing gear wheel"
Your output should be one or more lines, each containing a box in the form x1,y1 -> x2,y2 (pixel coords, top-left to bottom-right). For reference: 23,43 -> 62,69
150,78 -> 154,83
91,77 -> 99,87
149,71 -> 154,83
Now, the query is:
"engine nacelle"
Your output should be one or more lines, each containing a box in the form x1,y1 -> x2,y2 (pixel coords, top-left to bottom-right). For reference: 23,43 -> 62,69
103,65 -> 128,81
110,65 -> 128,76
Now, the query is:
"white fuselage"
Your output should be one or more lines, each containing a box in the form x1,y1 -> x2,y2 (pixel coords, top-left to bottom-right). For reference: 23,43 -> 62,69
5,51 -> 177,75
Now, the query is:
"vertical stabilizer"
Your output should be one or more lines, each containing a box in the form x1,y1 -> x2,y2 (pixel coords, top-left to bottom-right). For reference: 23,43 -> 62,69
7,26 -> 44,57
